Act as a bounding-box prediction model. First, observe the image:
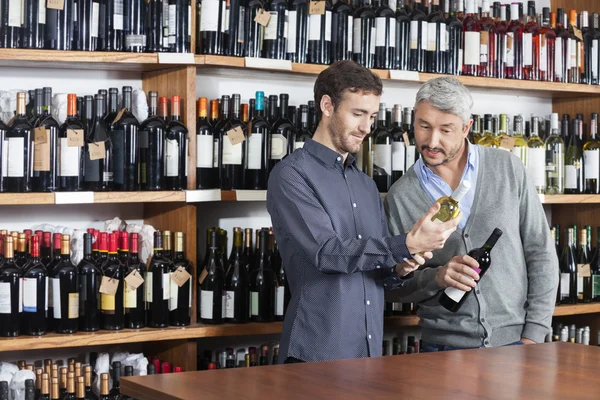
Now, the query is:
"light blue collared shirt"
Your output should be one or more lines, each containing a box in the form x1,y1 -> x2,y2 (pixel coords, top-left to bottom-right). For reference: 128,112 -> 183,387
413,141 -> 479,229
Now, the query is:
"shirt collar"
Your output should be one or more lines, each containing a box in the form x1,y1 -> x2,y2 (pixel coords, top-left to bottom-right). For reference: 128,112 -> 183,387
417,140 -> 476,183
303,139 -> 357,169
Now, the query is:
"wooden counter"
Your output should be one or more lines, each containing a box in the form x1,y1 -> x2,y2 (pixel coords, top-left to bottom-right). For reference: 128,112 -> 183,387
121,342 -> 600,400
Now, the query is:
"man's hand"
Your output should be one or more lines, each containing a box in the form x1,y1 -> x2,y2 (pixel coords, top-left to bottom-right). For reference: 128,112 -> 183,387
435,255 -> 480,291
395,252 -> 433,277
406,202 -> 461,254
520,338 -> 535,345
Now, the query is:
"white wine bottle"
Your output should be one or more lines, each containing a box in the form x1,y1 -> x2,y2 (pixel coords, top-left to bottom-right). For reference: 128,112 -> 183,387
431,180 -> 471,223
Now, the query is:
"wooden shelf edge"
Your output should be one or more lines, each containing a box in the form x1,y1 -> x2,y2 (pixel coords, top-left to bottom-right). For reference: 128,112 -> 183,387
0,193 -> 55,205
94,191 -> 186,203
552,304 -> 600,317
540,194 -> 600,204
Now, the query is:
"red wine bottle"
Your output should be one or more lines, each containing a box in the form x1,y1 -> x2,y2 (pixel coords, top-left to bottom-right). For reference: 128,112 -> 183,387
58,94 -> 85,192
100,233 -> 125,330
124,232 -> 145,329
15,233 -> 30,268
169,232 -> 192,326
103,0 -> 124,50
0,119 -> 7,193
140,91 -> 166,191
250,229 -> 276,322
6,92 -> 34,193
32,87 -> 60,192
123,0 -> 146,52
269,94 -> 296,173
78,233 -> 100,332
307,0 -> 332,65
196,97 -> 217,189
224,228 -> 249,323
439,228 -> 503,312
45,0 -> 75,50
23,235 -> 47,336
110,86 -> 140,191
245,0 -> 264,57
51,235 -> 79,334
373,0 -> 395,69
331,0 -> 352,63
262,0 -> 288,60
245,91 -> 269,190
0,236 -> 22,336
352,0 -> 375,69
146,231 -> 170,328
165,96 -> 188,190
199,230 -> 224,324
146,0 -> 164,52
40,232 -> 52,266
219,94 -> 246,190
273,238 -> 289,321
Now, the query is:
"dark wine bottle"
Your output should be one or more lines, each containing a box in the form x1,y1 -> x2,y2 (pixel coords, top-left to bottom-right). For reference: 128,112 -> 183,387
269,94 -> 296,173
293,104 -> 311,151
577,229 -> 592,303
6,92 -> 34,193
165,96 -> 188,190
198,0 -> 224,54
272,236 -> 288,321
262,0 -> 288,60
100,233 -> 125,330
51,234 -> 79,334
196,97 -> 217,189
352,0 -> 375,69
15,233 -> 30,268
110,86 -> 140,191
78,233 -> 101,332
372,103 -> 392,192
21,0 -> 44,49
63,372 -> 75,400
45,0 -> 75,50
0,236 -> 22,337
373,0 -> 395,69
109,362 -> 121,399
98,374 -> 109,400
81,95 -> 100,191
245,91 -> 270,190
439,229 -> 503,312
169,232 -> 192,326
307,1 -> 332,65
0,119 -> 7,193
242,228 -> 253,269
123,0 -> 146,51
40,373 -> 50,400
163,230 -> 173,262
146,231 -> 170,328
84,365 -> 98,400
287,0 -> 308,63
250,229 -> 276,322
77,0 -> 99,50
446,0 -> 463,75
331,0 -> 353,63
219,94 -> 246,190
32,87 -> 59,192
223,0 -> 243,56
245,0 -> 263,57
123,232 -> 145,329
22,235 -> 47,336
591,227 -> 600,302
409,0 -> 427,72
199,230 -> 224,324
58,94 -> 85,192
102,0 -> 124,50
24,379 -> 34,400
139,91 -> 166,191
425,0 -> 446,74
224,228 -> 249,323
40,232 -> 52,266
390,104 -> 405,184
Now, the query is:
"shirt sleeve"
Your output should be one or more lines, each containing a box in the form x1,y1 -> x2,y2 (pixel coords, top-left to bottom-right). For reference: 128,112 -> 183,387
266,163 -> 411,275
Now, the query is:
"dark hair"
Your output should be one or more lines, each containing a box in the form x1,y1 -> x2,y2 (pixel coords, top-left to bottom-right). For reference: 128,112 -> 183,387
313,60 -> 383,121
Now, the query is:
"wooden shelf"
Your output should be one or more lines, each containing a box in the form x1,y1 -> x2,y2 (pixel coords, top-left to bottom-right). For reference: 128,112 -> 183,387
196,55 -> 600,97
0,193 -> 55,205
93,191 -> 186,203
539,194 -> 600,205
553,304 -> 600,317
221,190 -> 267,201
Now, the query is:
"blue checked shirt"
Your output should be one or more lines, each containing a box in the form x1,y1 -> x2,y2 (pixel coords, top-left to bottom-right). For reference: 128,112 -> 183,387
267,139 -> 412,363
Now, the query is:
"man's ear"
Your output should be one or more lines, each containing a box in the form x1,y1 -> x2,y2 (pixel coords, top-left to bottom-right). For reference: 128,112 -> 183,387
321,95 -> 334,118
463,119 -> 474,138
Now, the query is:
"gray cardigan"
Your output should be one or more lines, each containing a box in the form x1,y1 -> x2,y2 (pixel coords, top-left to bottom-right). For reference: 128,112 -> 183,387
384,146 -> 558,347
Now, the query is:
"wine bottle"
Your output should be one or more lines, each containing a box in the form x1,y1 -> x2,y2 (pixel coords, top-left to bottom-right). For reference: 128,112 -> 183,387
22,235 -> 47,336
462,0 -> 480,76
102,0 -> 124,50
94,94 -> 114,191
505,2 -> 523,80
545,118 -> 565,195
98,232 -> 109,266
394,0 -> 410,71
63,372 -> 75,400
560,227 -> 578,304
372,103 -> 392,192
123,232 -> 145,329
169,232 -> 192,326
98,374 -> 109,400
51,234 -> 79,334
0,119 -> 7,193
353,0 -> 375,69
196,97 -> 217,189
23,379 -> 34,400
538,7 -> 555,82
479,0 -> 497,78
146,0 -> 164,52
590,227 -> 600,302
293,104 -> 311,151
147,231 -> 170,328
245,91 -> 269,190
108,362 -> 121,399
80,95 -> 98,191
223,0 -> 243,57
269,94 -> 295,172
219,94 -> 246,190
32,87 -> 59,192
0,236 -> 22,337
40,374 -> 50,400
425,0 -> 445,74
224,228 -> 250,323
75,376 -> 85,400
330,0 -> 352,63
250,229 -> 276,322
165,96 -> 188,190
100,233 -> 125,330
566,9 -> 582,84
577,228 -> 592,303
439,228 -> 503,312
168,0 -> 190,52
15,233 -> 30,268
403,107 -> 418,170
123,0 -> 146,51
307,0 -> 332,65
243,228 -> 253,269
272,238 -> 288,321
6,92 -> 34,193
162,230 -> 173,262
78,233 -> 100,332
287,0 -> 308,63
521,0 -> 538,81
58,94 -> 85,192
40,232 -> 52,267
245,0 -> 264,57
83,366 -> 97,400
139,91 -> 165,190
199,230 -> 224,324
565,118 -> 583,194
584,113 -> 600,194
77,0 -> 99,50
390,105 -> 405,184
430,180 -> 471,223
45,0 -> 75,50
262,0 -> 288,60
112,86 -> 140,190
527,116 -> 545,194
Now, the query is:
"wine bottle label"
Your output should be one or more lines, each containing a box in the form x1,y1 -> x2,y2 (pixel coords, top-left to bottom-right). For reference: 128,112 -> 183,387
584,150 -> 600,180
593,40 -> 599,80
375,17 -> 387,48
479,31 -> 488,63
74,3 -> 77,22
539,36 -> 547,72
23,278 -> 37,313
59,138 -> 80,177
370,26 -> 376,54
7,137 -> 25,177
68,293 -> 79,318
325,11 -> 331,42
392,142 -> 405,172
347,16 -> 353,53
8,0 -> 22,27
38,0 -> 46,24
169,4 -> 177,43
90,2 -> 99,37
426,22 -> 437,52
52,278 -> 61,318
464,31 -> 480,66
196,135 -> 213,168
527,148 -> 545,188
406,145 -> 416,169
569,39 -> 576,69
373,144 -> 392,176
237,7 -> 244,43
251,292 -> 259,316
110,130 -> 125,184
577,275 -> 583,295
270,134 -> 288,160
213,139 -> 219,168
2,139 -> 8,176
555,38 -> 564,78
221,3 -> 229,33
124,285 -> 137,308
264,12 -> 278,40
444,285 -> 466,303
18,278 -> 22,313
48,276 -> 54,308
247,134 -> 263,170
0,282 -> 11,314
294,141 -> 304,151
275,286 -> 284,316
145,272 -> 153,303
34,130 -> 51,172
506,32 -> 514,67
420,21 -> 428,50
592,275 -> 600,298
409,20 -> 418,49
45,276 -> 48,311
287,10 -> 297,53
523,32 -> 533,66
165,139 -> 180,177
125,34 -> 146,47
101,294 -> 116,313
168,275 -> 178,311
224,291 -> 234,319
222,137 -> 242,165
560,273 -> 570,298
565,165 -> 578,189
162,273 -> 170,300
113,0 -> 124,30
352,19 -> 361,54
200,290 -> 213,319
200,0 -> 219,32
309,14 -> 322,41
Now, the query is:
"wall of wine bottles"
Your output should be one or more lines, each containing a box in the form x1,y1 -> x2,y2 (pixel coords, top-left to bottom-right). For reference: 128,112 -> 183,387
547,323 -> 594,344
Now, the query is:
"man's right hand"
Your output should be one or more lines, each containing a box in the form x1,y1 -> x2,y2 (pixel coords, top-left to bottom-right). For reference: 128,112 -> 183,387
405,202 -> 460,254
435,255 -> 480,291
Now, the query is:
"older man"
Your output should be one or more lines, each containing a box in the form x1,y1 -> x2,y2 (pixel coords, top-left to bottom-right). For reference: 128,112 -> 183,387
384,77 -> 558,351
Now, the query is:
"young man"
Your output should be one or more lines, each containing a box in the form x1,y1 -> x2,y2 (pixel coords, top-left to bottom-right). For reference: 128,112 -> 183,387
384,77 -> 558,351
267,61 -> 460,363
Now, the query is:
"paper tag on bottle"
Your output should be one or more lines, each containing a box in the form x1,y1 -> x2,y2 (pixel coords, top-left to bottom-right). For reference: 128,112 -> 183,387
507,34 -> 513,50
402,132 -> 410,145
124,270 -> 144,290
226,126 -> 246,146
171,266 -> 192,287
47,0 -> 64,10
89,141 -> 106,160
578,264 -> 591,278
198,268 -> 208,285
573,27 -> 584,42
67,129 -> 85,147
99,276 -> 119,296
309,0 -> 326,15
34,127 -> 48,144
113,108 -> 127,125
499,135 -> 516,151
254,9 -> 271,27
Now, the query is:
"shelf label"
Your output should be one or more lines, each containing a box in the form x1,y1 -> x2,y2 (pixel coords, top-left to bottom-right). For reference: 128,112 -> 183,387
309,1 -> 326,15
55,192 -> 94,204
578,263 -> 591,278
99,276 -> 119,296
185,189 -> 222,202
235,190 -> 268,201
47,0 -> 64,10
226,126 -> 246,146
171,267 -> 192,287
389,70 -> 420,81
124,270 -> 144,290
244,57 -> 292,71
67,129 -> 84,147
157,52 -> 195,64
254,9 -> 271,27
89,141 -> 106,160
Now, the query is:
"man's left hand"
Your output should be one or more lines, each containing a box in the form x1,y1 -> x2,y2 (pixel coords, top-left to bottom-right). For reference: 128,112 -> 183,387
520,338 -> 535,345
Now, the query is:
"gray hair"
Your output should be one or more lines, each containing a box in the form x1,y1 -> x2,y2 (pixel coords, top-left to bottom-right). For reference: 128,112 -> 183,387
414,77 -> 473,126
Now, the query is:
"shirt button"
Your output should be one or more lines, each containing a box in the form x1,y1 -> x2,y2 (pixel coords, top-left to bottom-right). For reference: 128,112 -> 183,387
337,156 -> 342,162
358,234 -> 362,239
376,265 -> 381,269
367,300 -> 371,305
476,290 -> 480,295
353,203 -> 357,208
368,335 -> 372,340
481,318 -> 485,323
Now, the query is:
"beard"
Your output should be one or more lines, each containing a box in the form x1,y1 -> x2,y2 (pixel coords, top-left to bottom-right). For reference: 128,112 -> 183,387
329,111 -> 364,154
420,140 -> 464,168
